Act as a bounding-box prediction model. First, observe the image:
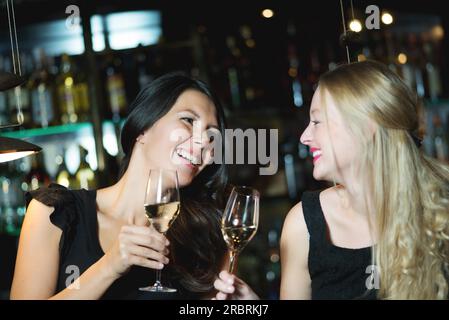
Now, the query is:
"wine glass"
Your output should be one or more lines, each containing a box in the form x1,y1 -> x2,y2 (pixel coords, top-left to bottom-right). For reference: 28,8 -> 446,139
139,169 -> 180,292
221,186 -> 259,274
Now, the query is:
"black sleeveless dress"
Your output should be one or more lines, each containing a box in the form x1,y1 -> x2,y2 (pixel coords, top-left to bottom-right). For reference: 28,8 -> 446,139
301,190 -> 378,300
26,183 -> 198,300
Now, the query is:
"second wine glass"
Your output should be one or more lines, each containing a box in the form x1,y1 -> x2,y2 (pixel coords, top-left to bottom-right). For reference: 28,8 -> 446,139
221,186 -> 259,274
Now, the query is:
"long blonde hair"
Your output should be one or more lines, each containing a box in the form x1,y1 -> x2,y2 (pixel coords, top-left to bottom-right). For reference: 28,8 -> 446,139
319,60 -> 449,299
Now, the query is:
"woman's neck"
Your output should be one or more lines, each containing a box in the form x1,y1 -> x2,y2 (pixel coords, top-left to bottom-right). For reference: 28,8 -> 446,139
335,174 -> 372,218
335,176 -> 378,240
97,160 -> 150,226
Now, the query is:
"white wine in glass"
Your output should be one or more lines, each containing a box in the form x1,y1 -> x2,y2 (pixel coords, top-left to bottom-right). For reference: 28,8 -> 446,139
139,169 -> 180,292
221,186 -> 259,273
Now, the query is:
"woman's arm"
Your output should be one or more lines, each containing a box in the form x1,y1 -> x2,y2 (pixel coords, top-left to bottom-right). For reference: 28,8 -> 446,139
10,199 -> 169,299
279,201 -> 312,299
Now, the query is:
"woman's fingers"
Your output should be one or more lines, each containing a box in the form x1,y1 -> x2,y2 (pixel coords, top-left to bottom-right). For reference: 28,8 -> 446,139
121,225 -> 169,245
127,244 -> 169,264
219,270 -> 235,284
125,233 -> 168,254
213,270 -> 260,300
128,255 -> 165,270
216,291 -> 228,300
214,278 -> 235,294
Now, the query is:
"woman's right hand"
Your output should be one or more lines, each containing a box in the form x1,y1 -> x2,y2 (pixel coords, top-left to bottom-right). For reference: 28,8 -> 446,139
102,224 -> 170,279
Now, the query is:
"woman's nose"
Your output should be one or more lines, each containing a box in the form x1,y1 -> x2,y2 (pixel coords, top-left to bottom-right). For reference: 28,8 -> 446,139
300,124 -> 312,145
192,129 -> 211,149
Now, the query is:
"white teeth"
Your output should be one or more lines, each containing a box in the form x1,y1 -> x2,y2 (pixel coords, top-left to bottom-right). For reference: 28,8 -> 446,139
313,151 -> 322,157
176,149 -> 199,165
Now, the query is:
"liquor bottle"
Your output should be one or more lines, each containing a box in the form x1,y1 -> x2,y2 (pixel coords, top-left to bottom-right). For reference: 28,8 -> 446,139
0,163 -> 12,234
25,152 -> 51,191
324,41 -> 338,71
422,37 -> 442,102
74,57 -> 90,122
75,146 -> 96,190
57,53 -> 82,124
238,25 -> 258,108
307,48 -> 322,92
372,31 -> 387,64
286,21 -> 304,108
396,34 -> 416,93
385,31 -> 400,74
28,48 -> 57,128
9,159 -> 27,234
136,51 -> 155,91
433,114 -> 448,161
0,55 -> 9,126
5,55 -> 32,127
55,153 -> 77,189
265,225 -> 281,300
105,54 -> 127,123
224,36 -> 242,109
407,33 -> 426,98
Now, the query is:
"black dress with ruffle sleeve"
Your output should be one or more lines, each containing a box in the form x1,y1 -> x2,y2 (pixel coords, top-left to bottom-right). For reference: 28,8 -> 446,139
26,183 -> 193,300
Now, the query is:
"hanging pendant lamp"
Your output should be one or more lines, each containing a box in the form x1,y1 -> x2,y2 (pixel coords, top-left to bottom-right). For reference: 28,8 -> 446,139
0,0 -> 41,163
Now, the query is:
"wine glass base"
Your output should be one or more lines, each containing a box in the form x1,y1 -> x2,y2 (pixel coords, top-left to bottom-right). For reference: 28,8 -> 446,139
139,285 -> 177,293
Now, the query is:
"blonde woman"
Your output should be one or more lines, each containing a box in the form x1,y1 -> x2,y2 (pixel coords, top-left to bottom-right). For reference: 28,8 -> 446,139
214,60 -> 449,300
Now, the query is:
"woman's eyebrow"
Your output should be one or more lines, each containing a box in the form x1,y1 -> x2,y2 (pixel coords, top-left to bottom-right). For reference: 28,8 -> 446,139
180,108 -> 200,118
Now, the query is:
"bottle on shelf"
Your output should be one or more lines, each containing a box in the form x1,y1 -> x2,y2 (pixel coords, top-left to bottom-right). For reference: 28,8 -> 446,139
57,53 -> 85,124
324,40 -> 338,71
396,33 -> 416,94
224,36 -> 242,109
74,59 -> 90,122
25,152 -> 51,191
238,25 -> 258,108
55,153 -> 77,189
307,48 -> 322,93
11,159 -> 27,234
0,161 -> 25,235
136,51 -> 155,91
432,114 -> 449,162
28,48 -> 57,128
5,54 -> 32,127
265,225 -> 281,300
0,55 -> 9,126
286,20 -> 304,108
105,54 -> 128,123
384,30 -> 400,74
408,33 -> 426,98
75,146 -> 97,190
421,35 -> 442,102
0,159 -> 28,235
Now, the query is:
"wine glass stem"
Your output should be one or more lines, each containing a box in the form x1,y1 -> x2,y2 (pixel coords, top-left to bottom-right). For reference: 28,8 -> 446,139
154,269 -> 162,287
229,250 -> 237,274
154,231 -> 166,288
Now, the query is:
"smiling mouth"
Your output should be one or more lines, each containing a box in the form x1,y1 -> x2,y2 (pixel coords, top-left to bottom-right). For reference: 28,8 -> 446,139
175,148 -> 201,167
311,149 -> 322,164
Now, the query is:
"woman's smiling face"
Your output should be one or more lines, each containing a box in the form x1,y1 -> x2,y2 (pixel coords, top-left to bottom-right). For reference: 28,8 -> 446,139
300,86 -> 361,183
137,89 -> 219,187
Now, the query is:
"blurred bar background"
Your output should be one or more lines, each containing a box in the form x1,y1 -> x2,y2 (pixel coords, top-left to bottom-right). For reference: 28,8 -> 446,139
1,0 -> 449,299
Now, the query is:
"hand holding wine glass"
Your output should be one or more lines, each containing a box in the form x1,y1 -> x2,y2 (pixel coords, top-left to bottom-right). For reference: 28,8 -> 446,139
221,186 -> 259,274
139,169 -> 180,292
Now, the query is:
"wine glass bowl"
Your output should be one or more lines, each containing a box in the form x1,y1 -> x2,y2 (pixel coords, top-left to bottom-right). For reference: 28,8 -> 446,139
221,186 -> 259,274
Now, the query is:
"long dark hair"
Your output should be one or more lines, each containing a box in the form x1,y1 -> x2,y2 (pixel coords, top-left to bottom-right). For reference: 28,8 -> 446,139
120,72 -> 228,295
